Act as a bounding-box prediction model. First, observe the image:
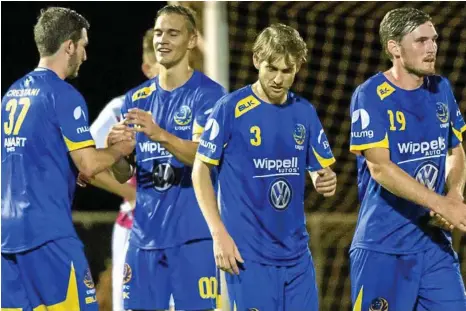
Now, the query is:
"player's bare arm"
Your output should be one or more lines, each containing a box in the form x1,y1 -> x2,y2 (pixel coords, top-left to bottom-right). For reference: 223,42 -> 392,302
192,159 -> 244,275
87,169 -> 136,204
445,144 -> 466,201
125,108 -> 199,166
69,141 -> 134,179
364,147 -> 466,232
309,167 -> 337,197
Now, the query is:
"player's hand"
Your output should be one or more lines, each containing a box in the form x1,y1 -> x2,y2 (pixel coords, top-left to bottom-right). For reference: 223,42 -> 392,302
436,197 -> 466,233
213,229 -> 244,275
113,139 -> 136,157
107,121 -> 134,146
428,211 -> 454,231
76,172 -> 91,187
125,108 -> 164,142
314,167 -> 337,197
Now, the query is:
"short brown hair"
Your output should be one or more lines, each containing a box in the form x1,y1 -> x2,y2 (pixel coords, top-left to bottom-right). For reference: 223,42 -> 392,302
379,8 -> 432,60
253,23 -> 308,68
142,28 -> 156,64
156,4 -> 197,35
34,7 -> 90,57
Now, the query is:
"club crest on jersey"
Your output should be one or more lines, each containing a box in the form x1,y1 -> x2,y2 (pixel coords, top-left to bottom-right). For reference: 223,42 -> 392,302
83,268 -> 95,289
293,124 -> 306,150
435,102 -> 449,127
369,297 -> 389,311
269,178 -> 292,210
123,263 -> 132,284
414,162 -> 439,191
174,105 -> 193,130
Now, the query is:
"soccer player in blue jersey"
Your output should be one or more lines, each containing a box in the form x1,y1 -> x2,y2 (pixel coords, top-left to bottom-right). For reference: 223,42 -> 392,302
1,7 -> 134,311
349,8 -> 466,311
107,5 -> 226,311
192,24 -> 338,311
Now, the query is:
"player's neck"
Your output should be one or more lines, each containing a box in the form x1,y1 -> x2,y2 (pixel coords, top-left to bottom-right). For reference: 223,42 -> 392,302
252,81 -> 287,105
158,60 -> 194,92
37,57 -> 67,80
385,65 -> 424,90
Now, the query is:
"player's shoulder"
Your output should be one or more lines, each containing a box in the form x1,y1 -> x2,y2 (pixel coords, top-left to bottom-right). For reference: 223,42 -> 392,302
288,91 -> 317,113
425,74 -> 451,92
104,95 -> 125,111
355,72 -> 397,101
192,71 -> 227,98
125,78 -> 157,104
217,85 -> 256,112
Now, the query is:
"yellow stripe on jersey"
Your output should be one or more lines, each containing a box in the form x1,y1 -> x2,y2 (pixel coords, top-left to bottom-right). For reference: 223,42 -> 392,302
2,308 -> 23,311
196,153 -> 219,165
192,120 -> 204,136
33,263 -> 81,311
353,286 -> 363,311
350,133 -> 389,155
63,136 -> 95,152
452,124 -> 464,142
312,147 -> 336,168
376,82 -> 395,100
235,95 -> 261,118
461,124 -> 466,133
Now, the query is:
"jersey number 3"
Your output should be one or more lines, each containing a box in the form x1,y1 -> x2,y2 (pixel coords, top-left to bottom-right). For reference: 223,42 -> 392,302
4,97 -> 31,135
250,125 -> 262,146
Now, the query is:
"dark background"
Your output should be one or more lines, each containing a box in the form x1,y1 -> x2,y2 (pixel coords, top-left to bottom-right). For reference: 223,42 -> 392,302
2,1 -> 167,211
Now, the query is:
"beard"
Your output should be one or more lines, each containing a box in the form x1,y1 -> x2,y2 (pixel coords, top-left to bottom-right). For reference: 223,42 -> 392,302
67,52 -> 81,79
405,62 -> 436,77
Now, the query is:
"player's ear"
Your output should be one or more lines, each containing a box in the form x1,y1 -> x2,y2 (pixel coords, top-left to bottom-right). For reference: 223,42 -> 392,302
64,39 -> 76,56
187,32 -> 198,50
141,63 -> 152,79
387,39 -> 400,59
252,54 -> 261,70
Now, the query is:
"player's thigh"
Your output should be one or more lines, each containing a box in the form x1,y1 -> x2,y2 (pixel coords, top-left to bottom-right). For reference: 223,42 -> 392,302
225,260 -> 283,311
350,248 -> 420,311
415,245 -> 466,311
1,252 -> 33,310
170,239 -> 218,310
17,237 -> 98,311
123,244 -> 171,311
284,253 -> 319,311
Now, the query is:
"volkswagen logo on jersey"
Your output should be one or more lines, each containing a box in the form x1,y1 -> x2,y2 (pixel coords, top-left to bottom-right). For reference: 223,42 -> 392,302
369,297 -> 388,311
152,163 -> 175,191
174,105 -> 193,126
293,124 -> 306,145
269,178 -> 292,210
414,162 -> 439,191
436,102 -> 449,126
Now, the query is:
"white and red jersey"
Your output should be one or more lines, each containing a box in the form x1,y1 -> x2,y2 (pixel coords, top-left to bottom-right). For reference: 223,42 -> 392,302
90,95 -> 134,229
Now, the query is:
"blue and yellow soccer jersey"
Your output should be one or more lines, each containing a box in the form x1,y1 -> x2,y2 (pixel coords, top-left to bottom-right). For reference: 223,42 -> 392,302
349,73 -> 466,254
122,70 -> 226,249
1,68 -> 95,253
196,85 -> 335,266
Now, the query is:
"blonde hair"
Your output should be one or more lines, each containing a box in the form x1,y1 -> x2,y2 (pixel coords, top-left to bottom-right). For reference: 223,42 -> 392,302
253,23 -> 308,67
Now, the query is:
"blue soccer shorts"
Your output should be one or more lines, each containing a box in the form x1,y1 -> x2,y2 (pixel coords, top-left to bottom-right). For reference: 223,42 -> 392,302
1,237 -> 98,311
350,244 -> 466,311
225,251 -> 319,311
123,238 -> 219,310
